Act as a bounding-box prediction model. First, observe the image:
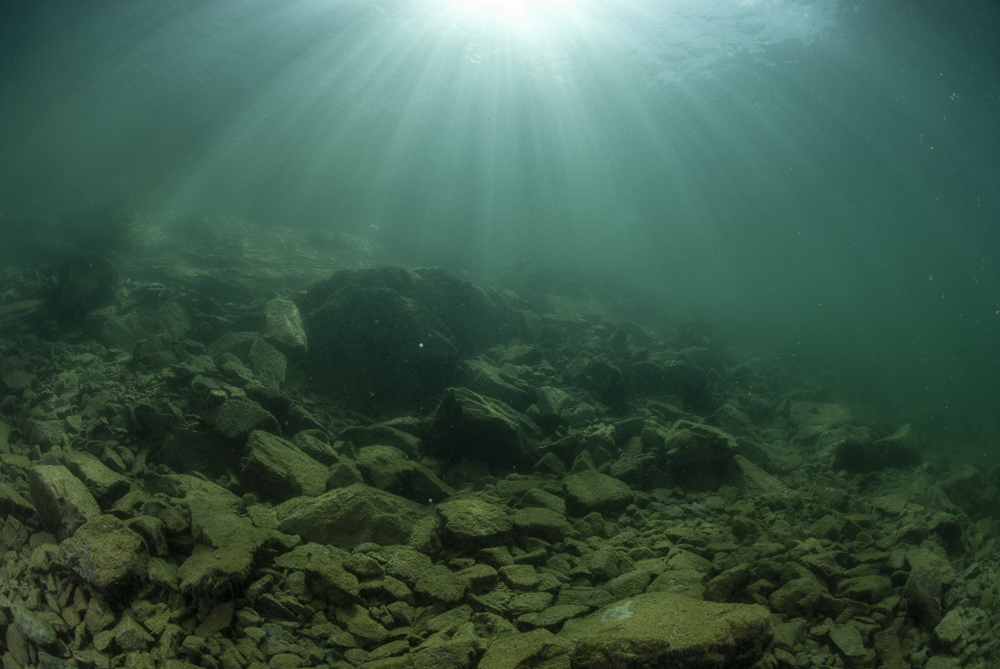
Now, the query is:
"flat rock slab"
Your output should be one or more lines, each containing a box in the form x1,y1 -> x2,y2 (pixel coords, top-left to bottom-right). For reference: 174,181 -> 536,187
150,474 -> 298,597
559,592 -> 772,669
563,469 -> 634,517
64,451 -> 130,508
275,483 -> 436,551
355,444 -> 454,503
241,429 -> 328,500
29,464 -> 101,540
437,497 -> 513,547
481,628 -> 574,669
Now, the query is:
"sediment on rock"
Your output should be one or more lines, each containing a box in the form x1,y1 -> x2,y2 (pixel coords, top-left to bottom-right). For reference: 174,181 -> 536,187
1,243 -> 998,669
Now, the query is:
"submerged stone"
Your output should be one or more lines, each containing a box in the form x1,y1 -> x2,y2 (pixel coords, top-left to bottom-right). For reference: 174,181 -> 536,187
560,592 -> 772,669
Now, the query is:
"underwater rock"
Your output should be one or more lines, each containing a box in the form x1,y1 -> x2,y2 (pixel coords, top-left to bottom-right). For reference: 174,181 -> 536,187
160,474 -> 297,597
510,507 -> 575,543
437,497 -> 513,548
663,420 -> 738,467
28,464 -> 101,541
355,444 -> 454,503
563,469 -> 634,517
559,593 -> 772,669
338,424 -> 423,460
904,547 -> 956,628
100,300 -> 189,352
55,254 -> 120,322
261,298 -> 308,358
240,429 -> 328,501
627,360 -> 712,412
275,483 -> 437,551
480,628 -> 574,669
204,397 -> 279,442
459,358 -> 532,410
63,452 -> 130,509
299,266 -> 506,410
427,387 -> 542,470
60,515 -> 149,602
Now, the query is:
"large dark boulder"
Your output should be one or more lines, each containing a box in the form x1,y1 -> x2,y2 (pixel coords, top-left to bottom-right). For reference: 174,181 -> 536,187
426,387 -> 541,470
299,267 -> 506,411
626,360 -> 712,412
55,254 -> 119,321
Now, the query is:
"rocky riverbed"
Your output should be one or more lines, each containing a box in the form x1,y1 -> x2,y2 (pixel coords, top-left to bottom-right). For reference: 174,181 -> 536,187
1,218 -> 999,669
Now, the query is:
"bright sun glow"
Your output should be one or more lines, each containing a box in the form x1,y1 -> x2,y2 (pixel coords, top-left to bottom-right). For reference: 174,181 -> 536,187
444,0 -> 579,35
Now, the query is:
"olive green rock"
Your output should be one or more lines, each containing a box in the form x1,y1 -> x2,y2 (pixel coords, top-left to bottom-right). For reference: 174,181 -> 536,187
241,429 -> 328,500
29,464 -> 101,540
563,469 -> 634,517
275,483 -> 436,551
60,514 -> 149,601
559,592 -> 772,669
480,628 -> 574,669
437,497 -> 513,547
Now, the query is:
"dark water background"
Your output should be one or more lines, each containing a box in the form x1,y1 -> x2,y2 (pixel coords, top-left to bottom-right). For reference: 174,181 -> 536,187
1,0 -> 998,464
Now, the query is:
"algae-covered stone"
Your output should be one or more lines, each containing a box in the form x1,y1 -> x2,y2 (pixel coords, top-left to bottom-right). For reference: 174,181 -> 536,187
563,469 -> 634,517
904,547 -> 956,627
64,451 -> 130,508
664,420 -> 738,466
480,628 -> 574,669
356,444 -> 455,503
29,464 -> 101,540
437,497 -> 513,547
376,544 -> 468,605
769,575 -> 829,618
338,424 -> 424,460
560,592 -> 772,669
241,430 -> 328,500
206,398 -> 279,442
427,387 -> 542,469
157,474 -> 296,597
511,506 -> 574,542
837,575 -> 893,604
275,483 -> 436,551
274,542 -> 360,604
262,298 -> 308,357
60,515 -> 149,601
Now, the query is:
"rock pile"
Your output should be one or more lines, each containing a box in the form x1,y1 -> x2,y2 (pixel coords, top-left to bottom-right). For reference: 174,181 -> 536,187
1,249 -> 999,669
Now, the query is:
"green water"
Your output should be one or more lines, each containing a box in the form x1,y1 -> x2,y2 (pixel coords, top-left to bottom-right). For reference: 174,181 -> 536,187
1,0 -> 998,462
